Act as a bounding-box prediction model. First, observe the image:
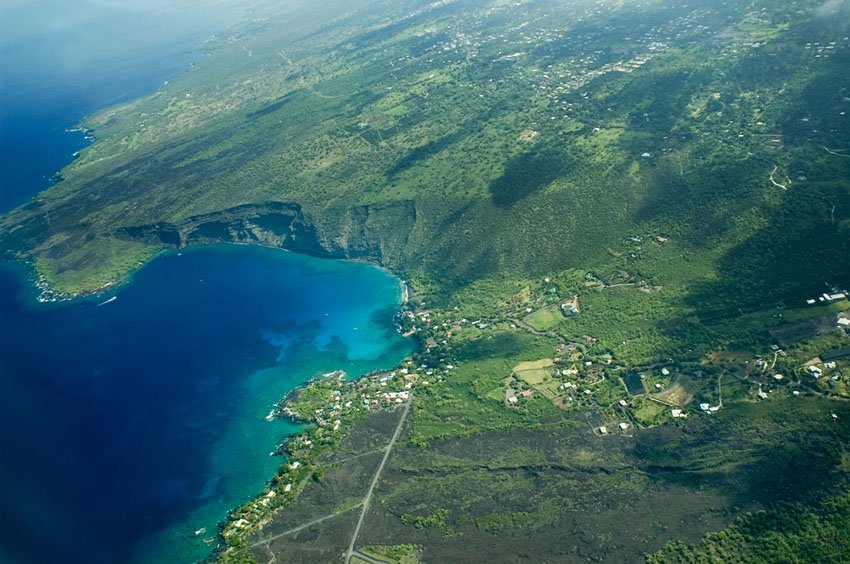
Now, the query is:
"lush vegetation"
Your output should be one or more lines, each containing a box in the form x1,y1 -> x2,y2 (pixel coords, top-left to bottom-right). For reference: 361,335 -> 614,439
648,490 -> 850,563
2,0 -> 850,560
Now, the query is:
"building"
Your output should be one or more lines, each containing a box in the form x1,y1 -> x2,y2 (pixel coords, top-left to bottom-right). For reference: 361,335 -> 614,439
822,346 -> 850,362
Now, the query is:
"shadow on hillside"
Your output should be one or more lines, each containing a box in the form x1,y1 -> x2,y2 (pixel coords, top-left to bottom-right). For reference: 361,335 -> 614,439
387,128 -> 469,179
631,400 -> 850,508
489,147 -> 568,207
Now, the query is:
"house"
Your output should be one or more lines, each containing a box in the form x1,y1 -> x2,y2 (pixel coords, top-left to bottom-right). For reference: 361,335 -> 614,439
671,409 -> 687,418
521,390 -> 534,398
822,346 -> 850,361
599,426 -> 608,434
699,403 -> 710,411
661,367 -> 670,376
619,422 -> 629,430
506,389 -> 518,404
561,303 -> 579,315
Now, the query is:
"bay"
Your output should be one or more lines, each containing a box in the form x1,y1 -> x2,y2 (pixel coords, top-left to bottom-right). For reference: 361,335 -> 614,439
0,244 -> 414,563
0,5 -> 418,561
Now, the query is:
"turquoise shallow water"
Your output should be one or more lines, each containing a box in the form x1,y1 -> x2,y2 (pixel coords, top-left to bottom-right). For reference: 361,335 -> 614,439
1,3 -> 404,561
0,245 -> 414,563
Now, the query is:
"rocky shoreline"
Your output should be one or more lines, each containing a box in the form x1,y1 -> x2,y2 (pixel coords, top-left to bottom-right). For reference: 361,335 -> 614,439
216,352 -> 426,560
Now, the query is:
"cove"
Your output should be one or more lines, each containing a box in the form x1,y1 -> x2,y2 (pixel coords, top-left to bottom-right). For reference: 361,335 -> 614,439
0,244 -> 415,563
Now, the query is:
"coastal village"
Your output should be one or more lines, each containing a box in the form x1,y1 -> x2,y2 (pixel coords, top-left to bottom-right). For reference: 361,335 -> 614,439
219,268 -> 850,553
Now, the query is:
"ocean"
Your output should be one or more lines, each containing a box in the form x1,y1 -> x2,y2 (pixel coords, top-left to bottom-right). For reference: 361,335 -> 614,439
0,0 -> 249,212
0,2 -> 415,562
0,246 -> 414,563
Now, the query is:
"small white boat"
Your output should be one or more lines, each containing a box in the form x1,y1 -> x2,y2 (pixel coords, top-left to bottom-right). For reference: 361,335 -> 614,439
97,296 -> 117,307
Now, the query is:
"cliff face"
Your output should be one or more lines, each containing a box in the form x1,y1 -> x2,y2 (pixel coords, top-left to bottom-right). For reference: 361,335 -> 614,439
114,200 -> 417,268
309,202 -> 418,266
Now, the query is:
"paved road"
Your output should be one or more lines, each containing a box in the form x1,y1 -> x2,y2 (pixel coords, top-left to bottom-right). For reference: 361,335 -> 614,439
350,549 -> 391,564
250,503 -> 363,549
344,398 -> 412,564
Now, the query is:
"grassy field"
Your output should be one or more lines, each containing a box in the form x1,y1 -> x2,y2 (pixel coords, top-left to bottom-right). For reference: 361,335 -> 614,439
523,306 -> 564,331
512,359 -> 554,386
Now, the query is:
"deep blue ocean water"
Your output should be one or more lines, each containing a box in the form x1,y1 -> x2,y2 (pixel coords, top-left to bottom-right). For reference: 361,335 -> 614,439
0,246 -> 413,563
0,0 -> 250,211
0,2 -> 416,562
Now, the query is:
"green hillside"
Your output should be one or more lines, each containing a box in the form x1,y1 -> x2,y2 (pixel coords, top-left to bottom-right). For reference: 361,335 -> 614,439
3,0 -> 850,561
3,0 -> 848,306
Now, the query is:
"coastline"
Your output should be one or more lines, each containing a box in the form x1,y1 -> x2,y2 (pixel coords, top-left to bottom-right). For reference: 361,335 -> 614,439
0,6 -> 401,562
2,244 -> 418,564
213,278 -> 420,560
27,239 -> 413,308
9,242 -> 421,558
1,1 -> 258,295
216,353 -> 421,561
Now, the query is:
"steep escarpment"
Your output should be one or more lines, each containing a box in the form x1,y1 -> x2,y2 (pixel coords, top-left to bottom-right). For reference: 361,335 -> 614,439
115,202 -> 311,250
115,200 -> 418,267
0,195 -> 420,296
307,201 -> 418,265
